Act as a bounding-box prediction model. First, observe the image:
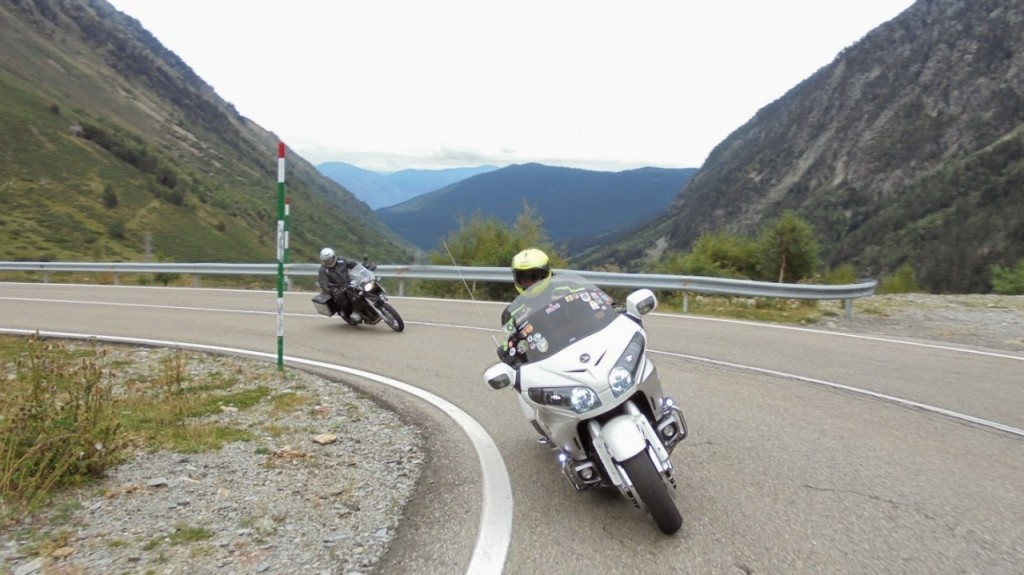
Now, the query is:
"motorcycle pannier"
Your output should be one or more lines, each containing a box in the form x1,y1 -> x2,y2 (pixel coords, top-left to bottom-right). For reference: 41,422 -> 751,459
311,293 -> 336,317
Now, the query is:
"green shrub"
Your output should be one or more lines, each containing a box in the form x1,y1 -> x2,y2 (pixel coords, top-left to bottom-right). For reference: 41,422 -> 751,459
990,258 -> 1024,295
102,184 -> 118,209
823,263 -> 858,285
880,263 -> 923,293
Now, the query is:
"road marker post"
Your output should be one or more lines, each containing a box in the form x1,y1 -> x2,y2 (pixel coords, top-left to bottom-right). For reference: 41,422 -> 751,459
276,142 -> 287,370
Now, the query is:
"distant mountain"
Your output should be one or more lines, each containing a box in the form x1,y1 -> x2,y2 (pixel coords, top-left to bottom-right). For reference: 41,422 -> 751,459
580,0 -> 1024,293
375,163 -> 697,254
317,162 -> 499,209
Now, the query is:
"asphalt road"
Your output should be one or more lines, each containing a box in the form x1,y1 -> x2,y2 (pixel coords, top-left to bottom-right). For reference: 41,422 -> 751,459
1,283 -> 1022,574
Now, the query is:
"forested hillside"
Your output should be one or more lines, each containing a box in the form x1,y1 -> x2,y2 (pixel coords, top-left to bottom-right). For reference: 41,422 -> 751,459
582,0 -> 1024,293
376,163 -> 696,255
0,0 -> 412,265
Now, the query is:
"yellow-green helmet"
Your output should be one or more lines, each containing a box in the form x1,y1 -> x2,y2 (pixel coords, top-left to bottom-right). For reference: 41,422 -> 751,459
511,248 -> 552,293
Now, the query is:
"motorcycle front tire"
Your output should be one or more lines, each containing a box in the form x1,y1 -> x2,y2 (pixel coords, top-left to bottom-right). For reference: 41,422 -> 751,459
621,451 -> 682,535
377,302 -> 405,332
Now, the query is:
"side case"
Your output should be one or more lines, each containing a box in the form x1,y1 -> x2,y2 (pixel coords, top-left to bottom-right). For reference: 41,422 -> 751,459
311,293 -> 337,317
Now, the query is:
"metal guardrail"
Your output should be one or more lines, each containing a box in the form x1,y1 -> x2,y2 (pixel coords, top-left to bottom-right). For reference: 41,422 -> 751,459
0,261 -> 877,317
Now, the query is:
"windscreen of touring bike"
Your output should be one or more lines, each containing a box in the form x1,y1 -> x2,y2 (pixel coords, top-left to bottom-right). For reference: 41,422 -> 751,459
505,274 -> 619,364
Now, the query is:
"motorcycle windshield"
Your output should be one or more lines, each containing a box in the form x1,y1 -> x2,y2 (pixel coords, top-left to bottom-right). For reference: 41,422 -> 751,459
506,273 -> 619,363
349,263 -> 375,284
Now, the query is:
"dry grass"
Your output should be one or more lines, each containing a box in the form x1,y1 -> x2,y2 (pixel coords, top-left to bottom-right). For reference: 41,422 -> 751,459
0,335 -> 303,520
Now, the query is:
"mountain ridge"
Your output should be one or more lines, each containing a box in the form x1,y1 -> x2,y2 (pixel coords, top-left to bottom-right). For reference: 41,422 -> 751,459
317,162 -> 498,209
375,163 -> 697,255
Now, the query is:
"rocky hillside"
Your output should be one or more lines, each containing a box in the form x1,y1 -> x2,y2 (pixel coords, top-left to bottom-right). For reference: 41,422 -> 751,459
584,0 -> 1024,293
0,0 -> 412,265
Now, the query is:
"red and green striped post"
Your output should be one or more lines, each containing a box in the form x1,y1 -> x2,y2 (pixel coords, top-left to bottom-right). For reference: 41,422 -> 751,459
276,142 -> 287,369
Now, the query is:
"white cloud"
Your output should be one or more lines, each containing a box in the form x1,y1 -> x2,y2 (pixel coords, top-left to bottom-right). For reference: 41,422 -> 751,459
108,0 -> 916,171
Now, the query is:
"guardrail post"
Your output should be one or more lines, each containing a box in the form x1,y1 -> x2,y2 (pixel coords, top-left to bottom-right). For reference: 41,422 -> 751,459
683,292 -> 689,313
43,271 -> 49,283
112,273 -> 119,286
844,298 -> 853,319
398,280 -> 405,297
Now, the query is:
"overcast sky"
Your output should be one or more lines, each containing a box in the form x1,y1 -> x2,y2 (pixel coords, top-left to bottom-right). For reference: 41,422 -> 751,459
106,0 -> 915,173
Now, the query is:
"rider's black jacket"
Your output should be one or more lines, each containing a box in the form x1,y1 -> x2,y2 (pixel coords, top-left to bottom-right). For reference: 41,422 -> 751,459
318,259 -> 356,293
318,258 -> 359,315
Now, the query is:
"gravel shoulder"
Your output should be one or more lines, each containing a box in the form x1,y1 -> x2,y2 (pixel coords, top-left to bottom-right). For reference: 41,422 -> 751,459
817,293 -> 1024,353
1,347 -> 424,575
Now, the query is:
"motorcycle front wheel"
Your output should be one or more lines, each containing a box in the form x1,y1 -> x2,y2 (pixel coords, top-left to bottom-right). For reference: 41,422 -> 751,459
621,452 -> 682,535
377,302 -> 405,332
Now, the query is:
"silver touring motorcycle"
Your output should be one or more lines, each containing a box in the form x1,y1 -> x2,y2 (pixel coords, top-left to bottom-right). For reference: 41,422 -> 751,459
483,273 -> 688,534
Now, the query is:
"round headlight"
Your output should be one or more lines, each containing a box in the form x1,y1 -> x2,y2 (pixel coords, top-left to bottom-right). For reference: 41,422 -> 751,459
609,366 -> 634,396
570,388 -> 600,413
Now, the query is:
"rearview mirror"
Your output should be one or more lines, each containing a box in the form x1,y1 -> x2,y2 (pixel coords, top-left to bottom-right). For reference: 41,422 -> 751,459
625,289 -> 658,317
483,363 -> 515,391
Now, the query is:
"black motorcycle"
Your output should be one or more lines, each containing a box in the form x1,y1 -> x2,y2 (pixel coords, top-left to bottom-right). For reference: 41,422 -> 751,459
312,259 -> 405,332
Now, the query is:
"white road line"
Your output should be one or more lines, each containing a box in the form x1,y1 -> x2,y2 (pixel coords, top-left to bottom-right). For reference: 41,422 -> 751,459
653,348 -> 1024,438
0,328 -> 513,575
0,297 -> 498,333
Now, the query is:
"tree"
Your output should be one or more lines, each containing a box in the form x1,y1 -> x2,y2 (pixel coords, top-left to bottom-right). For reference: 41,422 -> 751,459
757,211 -> 820,282
654,232 -> 758,279
421,202 -> 564,301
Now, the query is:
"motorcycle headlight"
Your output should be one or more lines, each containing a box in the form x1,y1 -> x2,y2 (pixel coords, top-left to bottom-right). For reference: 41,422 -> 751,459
364,280 -> 377,292
528,387 -> 602,414
609,332 -> 645,397
609,366 -> 633,396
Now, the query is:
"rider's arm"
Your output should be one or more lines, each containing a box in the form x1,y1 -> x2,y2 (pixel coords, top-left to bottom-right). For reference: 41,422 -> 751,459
497,306 -> 525,368
317,267 -> 331,292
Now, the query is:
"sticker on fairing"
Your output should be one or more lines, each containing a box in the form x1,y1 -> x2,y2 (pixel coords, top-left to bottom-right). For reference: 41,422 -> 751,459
536,336 -> 549,353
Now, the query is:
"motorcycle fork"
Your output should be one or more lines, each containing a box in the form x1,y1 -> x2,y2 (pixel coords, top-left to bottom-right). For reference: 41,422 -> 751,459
588,400 -> 674,492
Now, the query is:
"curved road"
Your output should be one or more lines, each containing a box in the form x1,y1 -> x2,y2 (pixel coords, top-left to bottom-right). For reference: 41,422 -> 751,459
1,283 -> 1022,574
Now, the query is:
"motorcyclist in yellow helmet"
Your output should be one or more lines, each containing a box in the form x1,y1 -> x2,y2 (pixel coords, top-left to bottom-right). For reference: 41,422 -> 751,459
497,248 -> 554,366
511,248 -> 553,294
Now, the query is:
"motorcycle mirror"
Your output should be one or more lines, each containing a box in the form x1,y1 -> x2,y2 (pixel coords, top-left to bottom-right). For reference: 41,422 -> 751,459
625,289 -> 658,317
483,363 -> 515,391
